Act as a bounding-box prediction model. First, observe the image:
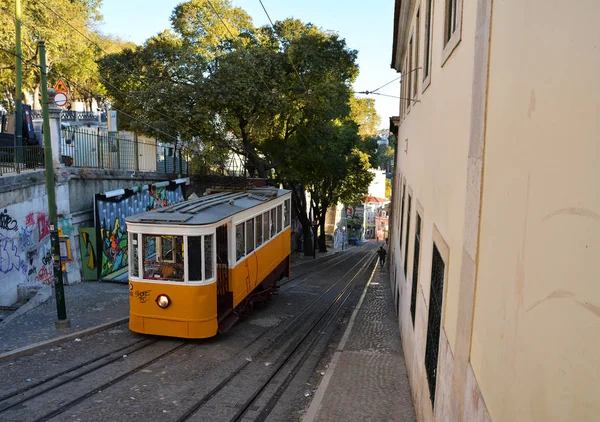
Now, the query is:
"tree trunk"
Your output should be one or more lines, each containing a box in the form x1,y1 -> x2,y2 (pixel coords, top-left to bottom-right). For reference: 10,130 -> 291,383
318,213 -> 327,252
291,183 -> 313,257
33,84 -> 40,110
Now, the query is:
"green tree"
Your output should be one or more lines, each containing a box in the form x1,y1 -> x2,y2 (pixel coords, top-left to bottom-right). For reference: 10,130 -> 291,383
279,120 -> 373,254
349,96 -> 380,138
0,0 -> 104,111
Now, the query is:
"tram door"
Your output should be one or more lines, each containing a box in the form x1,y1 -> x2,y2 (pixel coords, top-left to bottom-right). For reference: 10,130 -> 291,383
216,224 -> 231,315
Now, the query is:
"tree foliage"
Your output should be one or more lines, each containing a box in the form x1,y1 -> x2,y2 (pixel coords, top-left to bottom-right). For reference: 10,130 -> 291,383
0,0 -> 132,111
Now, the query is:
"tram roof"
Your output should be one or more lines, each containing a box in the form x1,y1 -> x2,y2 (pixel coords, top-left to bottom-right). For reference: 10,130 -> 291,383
125,187 -> 290,226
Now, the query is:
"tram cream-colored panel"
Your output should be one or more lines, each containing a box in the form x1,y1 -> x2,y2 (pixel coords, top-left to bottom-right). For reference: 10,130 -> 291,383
471,0 -> 600,420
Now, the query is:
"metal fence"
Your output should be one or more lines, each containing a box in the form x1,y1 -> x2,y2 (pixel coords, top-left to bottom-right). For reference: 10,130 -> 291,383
60,128 -> 188,174
0,145 -> 45,176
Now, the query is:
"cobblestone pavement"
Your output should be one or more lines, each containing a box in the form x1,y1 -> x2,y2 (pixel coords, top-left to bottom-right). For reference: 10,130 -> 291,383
0,248 -> 339,358
0,282 -> 129,354
305,266 -> 416,422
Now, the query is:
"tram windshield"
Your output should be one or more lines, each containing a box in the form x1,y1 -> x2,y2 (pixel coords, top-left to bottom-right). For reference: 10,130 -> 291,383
142,235 -> 184,281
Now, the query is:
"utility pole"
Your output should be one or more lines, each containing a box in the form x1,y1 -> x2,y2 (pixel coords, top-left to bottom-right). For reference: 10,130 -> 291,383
39,41 -> 70,329
14,0 -> 23,161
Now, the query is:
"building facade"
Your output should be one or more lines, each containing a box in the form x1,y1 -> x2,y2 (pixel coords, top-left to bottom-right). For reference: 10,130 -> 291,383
389,0 -> 599,421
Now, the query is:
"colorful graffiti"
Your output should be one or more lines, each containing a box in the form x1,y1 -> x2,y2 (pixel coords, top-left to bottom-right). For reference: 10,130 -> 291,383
0,233 -> 28,275
78,228 -> 98,281
18,225 -> 33,252
94,182 -> 185,280
148,186 -> 168,210
37,213 -> 50,240
35,265 -> 54,285
58,218 -> 75,236
0,209 -> 18,232
100,218 -> 128,277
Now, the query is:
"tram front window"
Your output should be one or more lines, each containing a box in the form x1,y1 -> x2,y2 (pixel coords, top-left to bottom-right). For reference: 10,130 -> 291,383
143,235 -> 184,281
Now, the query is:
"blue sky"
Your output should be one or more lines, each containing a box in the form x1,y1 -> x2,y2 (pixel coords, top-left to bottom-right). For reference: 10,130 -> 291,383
99,0 -> 399,129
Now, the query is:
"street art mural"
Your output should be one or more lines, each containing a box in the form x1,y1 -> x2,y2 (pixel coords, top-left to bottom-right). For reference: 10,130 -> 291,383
94,181 -> 185,280
78,228 -> 98,281
0,201 -> 54,306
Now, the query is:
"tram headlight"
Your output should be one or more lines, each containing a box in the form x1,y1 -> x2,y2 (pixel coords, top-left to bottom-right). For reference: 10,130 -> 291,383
156,294 -> 171,309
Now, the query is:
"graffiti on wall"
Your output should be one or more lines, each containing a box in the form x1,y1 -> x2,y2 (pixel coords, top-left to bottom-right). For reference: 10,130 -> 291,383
0,233 -> 28,275
94,181 -> 185,280
78,228 -> 98,281
0,209 -> 18,232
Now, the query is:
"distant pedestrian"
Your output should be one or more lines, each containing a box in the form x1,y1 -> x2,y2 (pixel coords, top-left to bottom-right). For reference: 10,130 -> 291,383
376,246 -> 387,268
385,237 -> 388,246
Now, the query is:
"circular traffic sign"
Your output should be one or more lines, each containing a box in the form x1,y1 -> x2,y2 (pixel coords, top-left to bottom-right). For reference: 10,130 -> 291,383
55,92 -> 68,107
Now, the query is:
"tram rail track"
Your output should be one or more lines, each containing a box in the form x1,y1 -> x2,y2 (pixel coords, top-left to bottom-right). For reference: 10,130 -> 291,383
0,245 -> 377,421
174,251 -> 376,421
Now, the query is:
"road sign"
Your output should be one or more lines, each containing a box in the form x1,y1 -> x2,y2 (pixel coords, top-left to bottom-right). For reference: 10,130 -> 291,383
54,78 -> 67,93
54,92 -> 68,107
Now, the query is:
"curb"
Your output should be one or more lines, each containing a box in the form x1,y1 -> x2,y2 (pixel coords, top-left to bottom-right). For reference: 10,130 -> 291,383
0,317 -> 129,363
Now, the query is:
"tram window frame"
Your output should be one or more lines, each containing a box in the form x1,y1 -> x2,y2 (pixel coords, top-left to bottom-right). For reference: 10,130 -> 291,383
188,236 -> 203,281
284,199 -> 290,228
246,219 -> 255,254
130,233 -> 139,278
263,211 -> 270,241
276,205 -> 283,233
270,208 -> 277,238
256,214 -> 263,247
204,234 -> 214,280
142,234 -> 185,281
236,223 -> 245,262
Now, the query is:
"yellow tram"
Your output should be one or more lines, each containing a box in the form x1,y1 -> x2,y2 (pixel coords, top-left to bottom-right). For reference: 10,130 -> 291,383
125,188 -> 292,338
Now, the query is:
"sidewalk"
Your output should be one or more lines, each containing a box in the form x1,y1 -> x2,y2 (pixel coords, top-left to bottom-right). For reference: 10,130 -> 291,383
0,282 -> 129,361
303,265 -> 416,421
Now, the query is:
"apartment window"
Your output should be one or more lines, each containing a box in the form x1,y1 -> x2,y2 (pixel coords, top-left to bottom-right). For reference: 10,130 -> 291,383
423,0 -> 433,88
425,243 -> 447,408
407,35 -> 413,111
403,195 -> 412,277
413,8 -> 420,99
399,184 -> 406,255
445,0 -> 458,44
410,213 -> 422,326
442,0 -> 463,64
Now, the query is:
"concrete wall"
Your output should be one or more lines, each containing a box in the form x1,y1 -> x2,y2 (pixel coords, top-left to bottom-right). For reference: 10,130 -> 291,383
470,0 -> 600,420
0,168 -> 181,305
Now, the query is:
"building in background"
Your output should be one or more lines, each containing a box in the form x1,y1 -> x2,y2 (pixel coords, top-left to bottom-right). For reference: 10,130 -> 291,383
389,0 -> 599,420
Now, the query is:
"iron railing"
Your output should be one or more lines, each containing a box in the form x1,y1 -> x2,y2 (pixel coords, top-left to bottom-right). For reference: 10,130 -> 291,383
60,128 -> 188,174
0,145 -> 45,176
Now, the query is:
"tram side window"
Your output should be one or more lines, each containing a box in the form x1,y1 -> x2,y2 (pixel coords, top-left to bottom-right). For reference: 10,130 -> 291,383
246,219 -> 255,254
270,208 -> 277,237
143,235 -> 184,281
131,233 -> 139,277
277,205 -> 283,232
236,223 -> 245,261
188,236 -> 202,281
204,234 -> 213,280
256,214 -> 263,247
284,199 -> 290,228
263,211 -> 270,241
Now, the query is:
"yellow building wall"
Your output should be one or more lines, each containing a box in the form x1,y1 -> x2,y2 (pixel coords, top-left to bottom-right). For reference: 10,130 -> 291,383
471,1 -> 600,420
230,228 -> 291,307
396,0 -> 477,358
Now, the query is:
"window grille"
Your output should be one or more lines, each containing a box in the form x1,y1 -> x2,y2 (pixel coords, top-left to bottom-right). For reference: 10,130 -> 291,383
410,213 -> 421,326
424,243 -> 446,407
